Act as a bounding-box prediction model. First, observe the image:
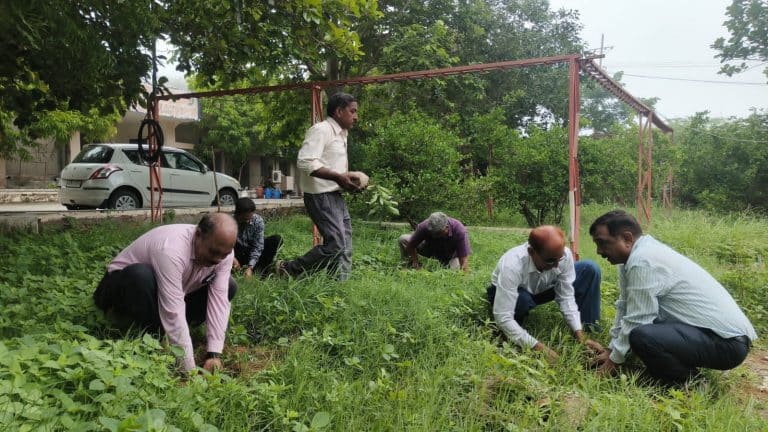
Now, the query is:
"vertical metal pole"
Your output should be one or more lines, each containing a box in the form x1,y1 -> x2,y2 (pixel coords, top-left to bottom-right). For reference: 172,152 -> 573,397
662,131 -> 675,215
636,114 -> 653,226
646,112 -> 654,226
311,86 -> 323,246
149,98 -> 163,222
149,34 -> 163,222
636,115 -> 644,224
212,146 -> 221,212
567,58 -> 581,259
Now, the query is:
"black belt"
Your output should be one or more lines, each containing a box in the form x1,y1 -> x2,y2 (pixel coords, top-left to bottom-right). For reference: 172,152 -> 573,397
733,335 -> 752,349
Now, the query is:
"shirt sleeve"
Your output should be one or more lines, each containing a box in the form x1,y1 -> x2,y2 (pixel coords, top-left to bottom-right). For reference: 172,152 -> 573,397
407,224 -> 429,249
609,265 -> 662,364
206,255 -> 234,356
152,251 -> 196,371
297,123 -> 328,174
247,216 -> 265,268
493,260 -> 538,348
454,224 -> 471,258
553,257 -> 582,333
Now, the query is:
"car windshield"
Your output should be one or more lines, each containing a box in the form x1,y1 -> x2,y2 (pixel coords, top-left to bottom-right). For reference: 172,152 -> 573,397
73,145 -> 114,163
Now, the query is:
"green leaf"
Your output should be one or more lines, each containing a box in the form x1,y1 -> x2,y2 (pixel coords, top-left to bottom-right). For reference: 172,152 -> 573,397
143,333 -> 162,350
89,379 -> 106,391
310,411 -> 331,429
99,416 -> 120,432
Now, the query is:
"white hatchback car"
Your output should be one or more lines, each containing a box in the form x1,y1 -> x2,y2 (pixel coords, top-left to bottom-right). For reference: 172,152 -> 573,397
59,143 -> 242,210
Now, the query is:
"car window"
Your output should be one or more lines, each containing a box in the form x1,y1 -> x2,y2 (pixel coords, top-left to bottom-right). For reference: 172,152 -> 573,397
122,149 -> 146,166
168,152 -> 203,172
73,145 -> 114,163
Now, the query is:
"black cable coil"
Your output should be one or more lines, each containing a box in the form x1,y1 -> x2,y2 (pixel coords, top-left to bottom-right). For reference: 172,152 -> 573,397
137,118 -> 164,164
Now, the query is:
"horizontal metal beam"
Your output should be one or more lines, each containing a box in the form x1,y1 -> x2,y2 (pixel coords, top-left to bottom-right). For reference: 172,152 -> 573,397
154,54 -> 580,101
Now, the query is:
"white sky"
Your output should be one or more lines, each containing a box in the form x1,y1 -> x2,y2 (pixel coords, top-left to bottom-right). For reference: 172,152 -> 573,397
548,0 -> 768,120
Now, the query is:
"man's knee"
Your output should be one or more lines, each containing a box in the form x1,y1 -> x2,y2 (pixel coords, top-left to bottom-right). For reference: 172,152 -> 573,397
121,263 -> 157,286
576,260 -> 601,281
629,324 -> 656,353
94,263 -> 156,311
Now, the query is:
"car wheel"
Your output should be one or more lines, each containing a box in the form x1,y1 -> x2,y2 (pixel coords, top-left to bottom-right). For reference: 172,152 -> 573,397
109,189 -> 140,210
217,189 -> 238,207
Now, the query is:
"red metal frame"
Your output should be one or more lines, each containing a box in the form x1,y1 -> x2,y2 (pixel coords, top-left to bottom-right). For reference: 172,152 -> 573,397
148,99 -> 163,222
148,54 -> 673,255
567,58 -> 582,258
311,87 -> 323,246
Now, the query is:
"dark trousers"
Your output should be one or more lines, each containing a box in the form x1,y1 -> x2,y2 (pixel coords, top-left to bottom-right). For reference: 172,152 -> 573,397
629,322 -> 751,384
285,191 -> 352,280
235,234 -> 283,274
93,263 -> 237,332
487,260 -> 602,326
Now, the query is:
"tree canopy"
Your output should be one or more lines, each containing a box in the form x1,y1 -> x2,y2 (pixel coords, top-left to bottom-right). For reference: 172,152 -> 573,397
713,0 -> 768,82
0,0 -> 378,156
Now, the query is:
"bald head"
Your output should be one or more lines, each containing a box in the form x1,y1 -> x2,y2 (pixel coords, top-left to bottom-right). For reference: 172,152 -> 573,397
528,226 -> 566,268
194,213 -> 237,266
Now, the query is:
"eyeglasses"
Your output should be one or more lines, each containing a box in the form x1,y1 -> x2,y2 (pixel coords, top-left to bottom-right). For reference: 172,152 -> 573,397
538,251 -> 565,266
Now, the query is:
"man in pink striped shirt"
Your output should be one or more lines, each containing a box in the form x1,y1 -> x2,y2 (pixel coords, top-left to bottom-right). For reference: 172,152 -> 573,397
93,213 -> 238,372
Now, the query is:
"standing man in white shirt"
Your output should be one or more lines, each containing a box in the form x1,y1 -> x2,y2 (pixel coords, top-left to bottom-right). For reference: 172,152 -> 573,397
488,225 -> 602,362
278,92 -> 364,280
587,210 -> 757,385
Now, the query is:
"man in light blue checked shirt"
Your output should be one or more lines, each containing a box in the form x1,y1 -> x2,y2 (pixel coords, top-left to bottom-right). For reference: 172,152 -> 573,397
587,210 -> 757,385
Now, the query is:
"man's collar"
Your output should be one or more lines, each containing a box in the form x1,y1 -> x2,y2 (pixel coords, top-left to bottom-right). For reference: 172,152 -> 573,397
327,116 -> 345,135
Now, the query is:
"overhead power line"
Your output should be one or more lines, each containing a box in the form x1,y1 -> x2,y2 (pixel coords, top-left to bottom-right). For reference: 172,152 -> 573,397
704,131 -> 768,144
622,73 -> 766,86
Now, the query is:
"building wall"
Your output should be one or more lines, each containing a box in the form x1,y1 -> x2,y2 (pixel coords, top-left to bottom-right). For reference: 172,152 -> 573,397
3,92 -> 199,188
3,137 -> 63,188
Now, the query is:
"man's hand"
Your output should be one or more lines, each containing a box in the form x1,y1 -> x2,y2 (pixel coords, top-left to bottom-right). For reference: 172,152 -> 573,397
410,258 -> 422,270
459,256 -> 470,273
335,172 -> 363,192
583,339 -> 606,354
232,258 -> 241,271
533,342 -> 559,364
588,346 -> 618,377
243,267 -> 254,278
202,357 -> 223,373
310,168 -> 362,192
595,357 -> 618,377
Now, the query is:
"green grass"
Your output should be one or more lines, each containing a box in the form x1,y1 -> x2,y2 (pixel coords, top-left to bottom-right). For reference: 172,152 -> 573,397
0,206 -> 765,431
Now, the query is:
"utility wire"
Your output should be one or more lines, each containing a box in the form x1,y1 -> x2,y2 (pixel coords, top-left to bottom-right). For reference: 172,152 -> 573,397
702,131 -> 768,144
622,73 -> 766,85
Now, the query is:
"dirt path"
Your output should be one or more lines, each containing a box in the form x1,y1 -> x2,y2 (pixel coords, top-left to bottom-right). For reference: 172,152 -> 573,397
739,349 -> 768,418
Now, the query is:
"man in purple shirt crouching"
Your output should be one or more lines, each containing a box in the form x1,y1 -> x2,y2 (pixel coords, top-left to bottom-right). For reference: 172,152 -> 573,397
399,212 -> 471,273
93,213 -> 238,373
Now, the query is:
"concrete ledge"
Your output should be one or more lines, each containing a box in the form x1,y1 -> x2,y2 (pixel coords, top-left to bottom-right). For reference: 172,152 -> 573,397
0,189 -> 59,204
0,199 -> 306,234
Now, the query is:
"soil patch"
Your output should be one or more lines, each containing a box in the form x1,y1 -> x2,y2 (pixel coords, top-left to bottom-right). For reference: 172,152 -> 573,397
737,349 -> 768,419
